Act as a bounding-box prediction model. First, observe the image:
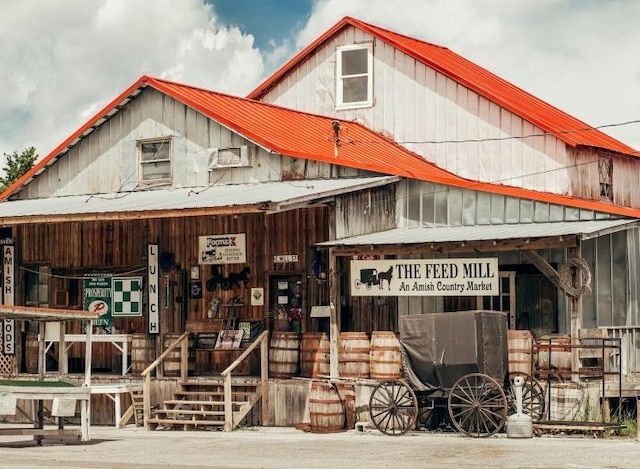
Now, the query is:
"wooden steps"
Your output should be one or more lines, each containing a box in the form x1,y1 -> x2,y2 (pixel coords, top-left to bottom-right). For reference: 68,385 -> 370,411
147,379 -> 260,431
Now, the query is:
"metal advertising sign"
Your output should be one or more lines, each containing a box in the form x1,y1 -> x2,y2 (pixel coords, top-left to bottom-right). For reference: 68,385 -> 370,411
83,273 -> 113,333
198,233 -> 246,264
112,276 -> 143,316
350,258 -> 499,296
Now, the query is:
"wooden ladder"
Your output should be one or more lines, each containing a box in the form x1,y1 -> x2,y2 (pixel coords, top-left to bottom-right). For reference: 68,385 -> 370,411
130,389 -> 145,427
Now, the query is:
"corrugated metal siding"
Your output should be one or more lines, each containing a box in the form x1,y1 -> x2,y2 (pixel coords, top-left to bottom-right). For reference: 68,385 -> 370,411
248,25 -> 592,198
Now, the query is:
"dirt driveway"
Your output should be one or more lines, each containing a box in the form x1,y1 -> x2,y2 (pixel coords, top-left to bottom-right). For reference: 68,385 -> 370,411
0,425 -> 638,468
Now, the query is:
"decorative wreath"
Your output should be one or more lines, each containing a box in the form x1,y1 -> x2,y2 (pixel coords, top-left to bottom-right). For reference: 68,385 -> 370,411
558,257 -> 592,298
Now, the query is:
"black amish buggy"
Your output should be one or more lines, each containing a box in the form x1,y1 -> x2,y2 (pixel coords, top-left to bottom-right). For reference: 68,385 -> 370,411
368,310 -> 545,437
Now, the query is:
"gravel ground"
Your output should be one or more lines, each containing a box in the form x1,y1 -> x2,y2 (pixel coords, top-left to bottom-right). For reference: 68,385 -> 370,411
0,425 -> 638,468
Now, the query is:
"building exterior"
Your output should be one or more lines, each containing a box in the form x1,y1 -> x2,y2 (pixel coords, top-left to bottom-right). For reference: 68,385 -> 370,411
1,17 -> 639,427
248,17 -> 640,372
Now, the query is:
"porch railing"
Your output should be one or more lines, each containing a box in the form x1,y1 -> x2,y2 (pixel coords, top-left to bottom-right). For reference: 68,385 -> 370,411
600,326 -> 640,378
140,331 -> 190,430
220,330 -> 269,431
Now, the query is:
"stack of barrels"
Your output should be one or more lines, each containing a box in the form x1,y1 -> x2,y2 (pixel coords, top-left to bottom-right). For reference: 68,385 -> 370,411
269,330 -> 404,380
288,330 -> 403,434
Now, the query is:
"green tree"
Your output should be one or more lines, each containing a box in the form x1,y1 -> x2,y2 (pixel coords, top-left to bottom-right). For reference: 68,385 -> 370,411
0,146 -> 37,192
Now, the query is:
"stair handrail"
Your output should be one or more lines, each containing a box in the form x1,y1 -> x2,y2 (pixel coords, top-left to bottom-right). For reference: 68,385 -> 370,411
141,331 -> 190,429
220,330 -> 269,431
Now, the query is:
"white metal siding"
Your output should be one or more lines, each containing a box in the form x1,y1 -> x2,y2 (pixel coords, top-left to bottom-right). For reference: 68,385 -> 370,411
17,87 -> 370,200
256,26 -> 618,199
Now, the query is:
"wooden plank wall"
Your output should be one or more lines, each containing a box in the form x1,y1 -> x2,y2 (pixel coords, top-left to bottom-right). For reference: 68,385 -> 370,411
12,206 -> 331,374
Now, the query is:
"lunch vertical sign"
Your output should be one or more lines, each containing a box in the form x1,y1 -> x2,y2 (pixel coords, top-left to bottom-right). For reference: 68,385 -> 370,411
350,258 -> 499,296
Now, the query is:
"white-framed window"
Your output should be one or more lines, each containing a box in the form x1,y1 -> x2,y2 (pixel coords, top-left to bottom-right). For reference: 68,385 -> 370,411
208,146 -> 250,169
139,137 -> 172,184
336,43 -> 373,109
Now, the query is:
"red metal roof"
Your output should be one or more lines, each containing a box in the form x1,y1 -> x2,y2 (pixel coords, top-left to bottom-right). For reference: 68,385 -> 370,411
248,16 -> 636,157
3,75 -> 640,219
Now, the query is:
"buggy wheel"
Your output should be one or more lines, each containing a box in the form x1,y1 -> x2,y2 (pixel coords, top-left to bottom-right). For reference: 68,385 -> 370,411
507,372 -> 546,422
448,373 -> 507,437
354,279 -> 362,289
369,380 -> 417,436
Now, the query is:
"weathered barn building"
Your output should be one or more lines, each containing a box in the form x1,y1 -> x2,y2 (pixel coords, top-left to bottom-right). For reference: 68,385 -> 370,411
1,17 -> 639,430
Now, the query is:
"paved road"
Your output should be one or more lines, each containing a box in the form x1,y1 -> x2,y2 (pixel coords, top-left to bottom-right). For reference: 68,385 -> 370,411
0,425 -> 638,468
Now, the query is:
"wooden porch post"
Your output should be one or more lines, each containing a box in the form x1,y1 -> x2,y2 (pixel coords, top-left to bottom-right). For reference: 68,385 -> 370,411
569,246 -> 581,384
329,248 -> 340,379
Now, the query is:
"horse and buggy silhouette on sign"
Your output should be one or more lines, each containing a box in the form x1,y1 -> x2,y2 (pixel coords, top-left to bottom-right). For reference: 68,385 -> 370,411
354,267 -> 394,290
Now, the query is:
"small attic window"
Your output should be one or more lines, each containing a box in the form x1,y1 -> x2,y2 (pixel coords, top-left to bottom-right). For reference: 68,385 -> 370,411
598,156 -> 613,201
139,138 -> 171,184
209,146 -> 249,169
336,43 -> 373,110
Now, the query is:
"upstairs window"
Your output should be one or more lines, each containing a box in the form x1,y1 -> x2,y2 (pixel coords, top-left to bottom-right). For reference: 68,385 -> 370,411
336,43 -> 373,109
139,138 -> 171,184
598,156 -> 613,201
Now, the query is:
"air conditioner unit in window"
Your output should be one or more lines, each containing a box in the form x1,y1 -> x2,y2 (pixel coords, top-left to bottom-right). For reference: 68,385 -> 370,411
208,145 -> 249,169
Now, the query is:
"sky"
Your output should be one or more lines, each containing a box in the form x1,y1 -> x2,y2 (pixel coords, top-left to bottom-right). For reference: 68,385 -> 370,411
1,0 -> 639,166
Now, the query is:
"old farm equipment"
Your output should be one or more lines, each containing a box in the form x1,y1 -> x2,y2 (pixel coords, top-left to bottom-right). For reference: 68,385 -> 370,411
368,310 -> 545,437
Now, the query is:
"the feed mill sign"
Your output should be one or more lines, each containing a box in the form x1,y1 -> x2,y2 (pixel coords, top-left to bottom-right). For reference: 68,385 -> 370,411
350,258 -> 499,296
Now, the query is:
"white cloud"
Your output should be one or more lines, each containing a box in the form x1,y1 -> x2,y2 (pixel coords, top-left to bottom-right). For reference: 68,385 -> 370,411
1,0 -> 638,167
300,0 -> 640,149
0,0 -> 264,161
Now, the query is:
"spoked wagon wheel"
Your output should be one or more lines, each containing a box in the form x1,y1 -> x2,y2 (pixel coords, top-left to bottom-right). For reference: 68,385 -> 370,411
507,372 -> 546,422
369,380 -> 418,435
447,373 -> 508,437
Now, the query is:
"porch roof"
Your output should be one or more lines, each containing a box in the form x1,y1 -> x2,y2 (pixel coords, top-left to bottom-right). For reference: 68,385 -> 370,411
0,176 -> 396,223
318,218 -> 639,249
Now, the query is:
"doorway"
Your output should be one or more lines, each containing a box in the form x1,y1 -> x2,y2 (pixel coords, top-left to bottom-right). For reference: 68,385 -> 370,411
268,275 -> 303,332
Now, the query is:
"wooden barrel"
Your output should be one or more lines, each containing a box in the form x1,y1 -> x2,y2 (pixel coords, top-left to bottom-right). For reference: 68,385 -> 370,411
163,333 -> 195,377
369,331 -> 402,380
508,329 -> 534,375
301,333 -> 330,378
536,335 -> 572,380
338,332 -> 370,378
131,333 -> 155,375
269,331 -> 300,378
309,380 -> 346,433
25,331 -> 39,374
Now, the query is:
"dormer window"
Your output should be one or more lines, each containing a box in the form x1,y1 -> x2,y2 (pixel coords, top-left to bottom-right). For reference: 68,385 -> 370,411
598,156 -> 613,201
336,43 -> 373,109
139,138 -> 171,184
